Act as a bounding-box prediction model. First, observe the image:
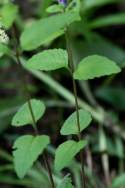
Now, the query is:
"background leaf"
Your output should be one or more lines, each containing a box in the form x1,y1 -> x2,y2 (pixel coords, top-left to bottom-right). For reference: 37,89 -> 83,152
110,173 -> 125,188
95,86 -> 125,111
82,0 -> 121,11
57,175 -> 74,188
0,3 -> 18,29
90,13 -> 125,28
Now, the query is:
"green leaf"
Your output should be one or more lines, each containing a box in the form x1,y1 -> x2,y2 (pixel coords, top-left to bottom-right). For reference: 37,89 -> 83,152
111,174 -> 125,188
66,0 -> 80,12
57,175 -> 74,188
96,87 -> 125,111
90,13 -> 125,28
92,133 -> 124,158
55,140 -> 87,171
13,135 -> 50,179
38,0 -> 52,17
0,3 -> 18,29
115,137 -> 124,159
0,43 -> 11,58
71,34 -> 125,67
99,128 -> 107,152
46,5 -> 63,13
20,11 -> 80,51
83,0 -> 120,11
26,49 -> 68,71
12,99 -> 45,127
61,109 -> 92,135
74,55 -> 121,80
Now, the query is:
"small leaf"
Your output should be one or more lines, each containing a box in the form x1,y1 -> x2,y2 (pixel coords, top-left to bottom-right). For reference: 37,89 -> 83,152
46,5 -> 63,13
55,140 -> 87,171
61,109 -> 92,135
26,49 -> 68,71
20,11 -> 80,51
66,0 -> 80,12
74,55 -> 121,80
12,99 -> 45,127
57,175 -> 74,188
0,43 -> 11,58
13,135 -> 50,179
1,3 -> 18,29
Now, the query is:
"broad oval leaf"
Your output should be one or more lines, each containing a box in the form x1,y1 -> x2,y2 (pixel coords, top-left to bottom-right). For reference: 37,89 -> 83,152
55,140 -> 87,171
60,109 -> 92,135
12,99 -> 45,127
74,55 -> 121,80
1,3 -> 18,29
13,135 -> 50,179
20,11 -> 80,51
57,175 -> 74,188
26,49 -> 68,71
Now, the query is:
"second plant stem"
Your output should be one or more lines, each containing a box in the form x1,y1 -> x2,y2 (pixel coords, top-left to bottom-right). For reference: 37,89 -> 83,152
65,29 -> 86,188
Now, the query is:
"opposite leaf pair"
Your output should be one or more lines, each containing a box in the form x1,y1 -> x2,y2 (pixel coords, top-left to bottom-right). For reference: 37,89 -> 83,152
25,48 -> 121,81
12,99 -> 91,179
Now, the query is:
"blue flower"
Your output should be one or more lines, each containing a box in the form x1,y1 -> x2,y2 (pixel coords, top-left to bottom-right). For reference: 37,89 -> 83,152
58,0 -> 67,6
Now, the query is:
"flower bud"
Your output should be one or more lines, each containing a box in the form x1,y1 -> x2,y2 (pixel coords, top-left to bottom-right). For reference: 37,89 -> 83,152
58,0 -> 67,6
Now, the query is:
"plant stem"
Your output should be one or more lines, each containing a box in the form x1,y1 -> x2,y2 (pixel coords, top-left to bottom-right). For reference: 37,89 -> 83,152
26,67 -> 104,123
65,28 -> 86,188
16,52 -> 38,135
43,151 -> 56,188
79,80 -> 98,107
16,54 -> 55,188
24,68 -> 125,140
12,27 -> 55,188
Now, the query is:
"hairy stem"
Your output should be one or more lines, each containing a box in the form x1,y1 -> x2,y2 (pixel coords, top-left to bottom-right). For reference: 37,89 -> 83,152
65,28 -> 86,188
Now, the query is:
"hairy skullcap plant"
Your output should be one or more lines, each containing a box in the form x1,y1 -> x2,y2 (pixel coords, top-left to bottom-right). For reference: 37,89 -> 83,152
0,28 -> 9,44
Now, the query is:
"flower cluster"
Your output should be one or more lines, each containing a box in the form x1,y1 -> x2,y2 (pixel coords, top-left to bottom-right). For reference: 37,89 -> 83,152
0,28 -> 9,44
58,0 -> 67,6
